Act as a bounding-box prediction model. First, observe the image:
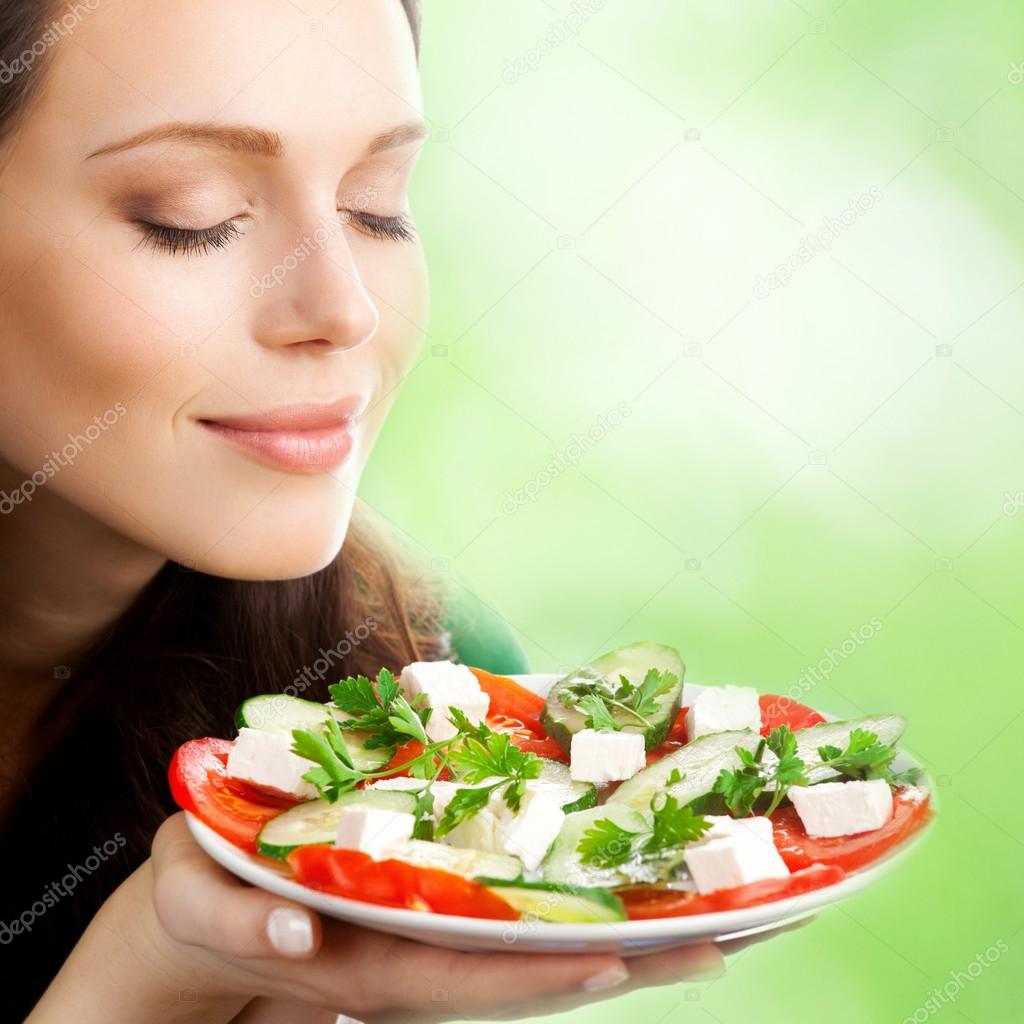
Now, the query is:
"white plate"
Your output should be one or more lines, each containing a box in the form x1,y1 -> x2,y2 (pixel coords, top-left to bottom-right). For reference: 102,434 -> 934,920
187,674 -> 932,956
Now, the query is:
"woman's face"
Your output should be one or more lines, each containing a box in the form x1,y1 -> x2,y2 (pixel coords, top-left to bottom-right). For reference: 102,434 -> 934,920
0,0 -> 427,579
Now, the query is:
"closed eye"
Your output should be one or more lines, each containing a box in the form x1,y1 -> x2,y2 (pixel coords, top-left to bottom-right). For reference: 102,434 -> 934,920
344,210 -> 417,243
136,218 -> 243,257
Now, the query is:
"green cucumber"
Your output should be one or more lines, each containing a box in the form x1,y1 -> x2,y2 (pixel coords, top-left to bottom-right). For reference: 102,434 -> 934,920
475,878 -> 626,923
534,759 -> 597,813
795,715 -> 907,780
540,642 -> 684,753
235,694 -> 392,772
257,789 -> 418,859
607,729 -> 761,813
541,804 -> 650,888
398,840 -> 523,881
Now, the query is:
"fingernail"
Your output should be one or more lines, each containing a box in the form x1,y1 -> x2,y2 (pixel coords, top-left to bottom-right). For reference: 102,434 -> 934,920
582,964 -> 630,992
267,907 -> 314,956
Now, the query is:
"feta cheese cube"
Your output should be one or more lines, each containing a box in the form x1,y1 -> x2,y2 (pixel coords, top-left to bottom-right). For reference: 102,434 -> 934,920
492,785 -> 565,872
569,728 -> 647,784
788,780 -> 893,838
440,779 -> 564,872
225,727 -> 318,800
685,685 -> 761,740
398,660 -> 490,741
683,814 -> 789,895
334,805 -> 416,859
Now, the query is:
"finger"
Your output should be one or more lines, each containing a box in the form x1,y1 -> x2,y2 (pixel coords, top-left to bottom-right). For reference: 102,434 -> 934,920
151,813 -> 322,961
274,919 -> 633,1019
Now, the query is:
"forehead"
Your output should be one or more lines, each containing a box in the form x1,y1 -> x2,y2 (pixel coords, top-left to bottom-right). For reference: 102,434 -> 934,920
35,0 -> 421,159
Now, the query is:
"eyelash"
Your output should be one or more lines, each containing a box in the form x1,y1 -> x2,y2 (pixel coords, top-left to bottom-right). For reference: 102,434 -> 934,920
136,210 -> 416,257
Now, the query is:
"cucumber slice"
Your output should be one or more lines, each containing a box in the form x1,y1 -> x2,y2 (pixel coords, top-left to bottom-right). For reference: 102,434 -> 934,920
235,694 -> 392,772
475,878 -> 626,923
257,789 -> 418,859
534,759 -> 597,813
540,642 -> 684,753
607,729 -> 761,813
399,840 -> 523,881
795,715 -> 907,781
541,804 -> 650,887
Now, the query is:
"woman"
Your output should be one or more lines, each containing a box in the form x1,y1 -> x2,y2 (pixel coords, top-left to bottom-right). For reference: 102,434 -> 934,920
0,1 -> 727,1020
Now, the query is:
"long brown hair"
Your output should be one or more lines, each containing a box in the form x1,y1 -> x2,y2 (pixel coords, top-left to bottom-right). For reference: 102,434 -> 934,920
0,2 -> 435,1017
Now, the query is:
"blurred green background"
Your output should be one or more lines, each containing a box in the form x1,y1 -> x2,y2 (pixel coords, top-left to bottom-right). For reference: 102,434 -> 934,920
361,1 -> 1024,1020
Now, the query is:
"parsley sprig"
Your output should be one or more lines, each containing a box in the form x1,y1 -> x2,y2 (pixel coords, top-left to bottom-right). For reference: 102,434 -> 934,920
560,668 -> 678,731
713,726 -> 809,817
815,727 -> 920,786
577,793 -> 710,878
328,668 -> 431,749
434,709 -> 542,837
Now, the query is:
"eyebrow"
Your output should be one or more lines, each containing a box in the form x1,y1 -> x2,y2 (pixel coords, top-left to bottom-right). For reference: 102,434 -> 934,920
86,119 -> 428,160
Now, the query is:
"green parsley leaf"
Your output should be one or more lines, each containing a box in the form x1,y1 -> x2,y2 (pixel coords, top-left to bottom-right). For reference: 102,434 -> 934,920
631,669 -> 679,720
577,693 -> 620,732
577,818 -> 641,869
435,784 -> 500,837
291,718 -> 365,802
328,668 -> 430,750
714,726 -> 809,817
815,728 -> 904,785
643,794 -> 710,854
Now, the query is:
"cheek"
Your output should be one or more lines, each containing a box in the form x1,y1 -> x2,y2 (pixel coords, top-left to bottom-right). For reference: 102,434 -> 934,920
0,248 -> 192,478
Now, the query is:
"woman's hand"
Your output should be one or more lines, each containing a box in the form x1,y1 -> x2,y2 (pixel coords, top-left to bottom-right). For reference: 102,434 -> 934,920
28,813 -> 726,1023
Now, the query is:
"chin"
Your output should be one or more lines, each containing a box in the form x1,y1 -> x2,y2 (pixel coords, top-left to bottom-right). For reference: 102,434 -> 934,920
181,490 -> 357,581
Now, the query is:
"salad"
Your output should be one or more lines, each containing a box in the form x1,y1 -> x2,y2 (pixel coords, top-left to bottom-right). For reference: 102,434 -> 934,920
169,642 -> 932,924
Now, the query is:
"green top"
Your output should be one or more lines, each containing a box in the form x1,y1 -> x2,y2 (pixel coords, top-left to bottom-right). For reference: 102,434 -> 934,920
440,581 -> 531,676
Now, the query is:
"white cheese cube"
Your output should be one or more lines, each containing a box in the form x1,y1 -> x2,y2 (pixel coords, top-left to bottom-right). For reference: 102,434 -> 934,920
225,727 -> 318,800
681,682 -> 706,708
685,685 -> 761,740
569,728 -> 647,784
788,780 -> 893,838
492,785 -> 565,872
683,814 -> 789,895
334,805 -> 416,860
398,660 -> 490,741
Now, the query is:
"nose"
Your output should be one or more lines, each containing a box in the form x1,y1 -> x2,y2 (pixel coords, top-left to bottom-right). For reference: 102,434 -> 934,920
250,218 -> 380,354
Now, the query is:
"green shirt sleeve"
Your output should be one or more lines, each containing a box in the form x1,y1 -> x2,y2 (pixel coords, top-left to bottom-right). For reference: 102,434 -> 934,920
440,580 -> 531,676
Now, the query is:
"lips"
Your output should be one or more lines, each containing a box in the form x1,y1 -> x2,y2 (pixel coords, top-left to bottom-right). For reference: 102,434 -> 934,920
199,395 -> 368,474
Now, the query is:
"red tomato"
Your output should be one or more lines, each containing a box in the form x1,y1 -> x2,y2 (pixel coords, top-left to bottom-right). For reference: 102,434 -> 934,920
383,740 -> 452,779
469,666 -> 547,736
288,845 -> 518,920
168,738 -> 297,853
758,694 -> 826,735
645,706 -> 689,764
620,864 -> 845,919
771,786 -> 932,872
511,734 -> 570,761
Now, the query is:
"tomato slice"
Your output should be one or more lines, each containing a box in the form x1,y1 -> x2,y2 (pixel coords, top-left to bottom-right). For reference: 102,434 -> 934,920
758,694 -> 826,735
645,706 -> 689,764
771,786 -> 932,872
620,863 -> 845,919
469,667 -> 547,736
287,845 -> 518,920
168,738 -> 297,853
